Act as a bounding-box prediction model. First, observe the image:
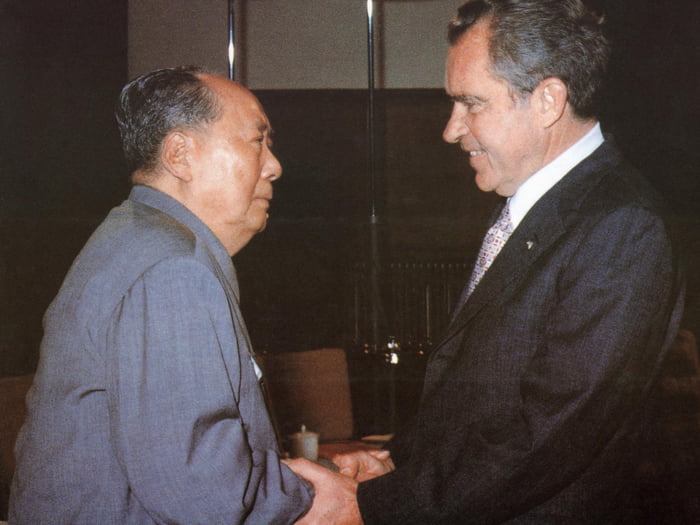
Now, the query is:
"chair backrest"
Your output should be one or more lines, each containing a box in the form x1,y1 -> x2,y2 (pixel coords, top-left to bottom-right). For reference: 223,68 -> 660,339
260,348 -> 353,443
0,373 -> 34,519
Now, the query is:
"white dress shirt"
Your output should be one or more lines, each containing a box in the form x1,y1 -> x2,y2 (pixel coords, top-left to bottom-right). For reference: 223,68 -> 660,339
508,122 -> 604,228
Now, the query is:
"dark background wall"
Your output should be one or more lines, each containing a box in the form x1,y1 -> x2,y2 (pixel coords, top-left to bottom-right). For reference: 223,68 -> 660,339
599,0 -> 700,336
236,89 -> 500,353
1,0 -> 129,376
238,0 -> 700,354
1,0 -> 698,377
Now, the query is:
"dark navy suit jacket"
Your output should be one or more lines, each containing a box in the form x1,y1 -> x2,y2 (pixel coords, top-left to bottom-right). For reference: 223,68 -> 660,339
358,140 -> 685,524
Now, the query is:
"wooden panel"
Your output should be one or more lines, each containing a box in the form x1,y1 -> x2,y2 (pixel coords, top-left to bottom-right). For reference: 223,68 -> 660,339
237,89 -> 498,354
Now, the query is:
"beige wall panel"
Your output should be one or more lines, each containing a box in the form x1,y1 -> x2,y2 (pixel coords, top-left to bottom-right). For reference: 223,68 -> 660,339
129,0 -> 465,88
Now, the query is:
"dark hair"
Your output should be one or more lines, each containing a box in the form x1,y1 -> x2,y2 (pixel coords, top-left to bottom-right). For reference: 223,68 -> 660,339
447,0 -> 610,119
115,66 -> 221,174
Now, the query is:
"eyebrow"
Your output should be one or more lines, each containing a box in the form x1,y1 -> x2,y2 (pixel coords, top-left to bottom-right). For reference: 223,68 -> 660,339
254,121 -> 275,141
255,123 -> 276,146
449,94 -> 486,104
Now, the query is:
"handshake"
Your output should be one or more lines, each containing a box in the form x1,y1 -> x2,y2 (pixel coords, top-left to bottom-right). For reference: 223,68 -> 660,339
284,448 -> 395,524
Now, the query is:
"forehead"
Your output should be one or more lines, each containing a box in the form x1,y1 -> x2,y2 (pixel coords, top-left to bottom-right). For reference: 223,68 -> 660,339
202,74 -> 271,132
445,22 -> 497,94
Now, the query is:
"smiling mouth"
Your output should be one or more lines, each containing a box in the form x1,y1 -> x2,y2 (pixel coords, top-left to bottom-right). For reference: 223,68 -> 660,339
468,149 -> 485,157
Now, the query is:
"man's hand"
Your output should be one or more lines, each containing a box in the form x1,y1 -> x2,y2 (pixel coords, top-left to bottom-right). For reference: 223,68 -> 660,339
332,449 -> 395,481
284,458 -> 363,524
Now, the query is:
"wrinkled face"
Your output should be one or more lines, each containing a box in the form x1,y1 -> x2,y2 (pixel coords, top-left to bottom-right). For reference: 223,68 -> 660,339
189,76 -> 281,254
443,22 -> 545,197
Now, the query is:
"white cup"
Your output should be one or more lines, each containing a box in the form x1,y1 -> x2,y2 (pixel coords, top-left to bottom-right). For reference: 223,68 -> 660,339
288,424 -> 319,461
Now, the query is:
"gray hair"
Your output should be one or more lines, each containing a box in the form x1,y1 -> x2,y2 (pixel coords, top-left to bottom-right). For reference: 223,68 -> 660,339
115,66 -> 222,174
448,0 -> 610,118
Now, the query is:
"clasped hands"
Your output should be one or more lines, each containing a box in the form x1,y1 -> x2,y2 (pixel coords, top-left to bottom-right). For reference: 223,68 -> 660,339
284,448 -> 395,524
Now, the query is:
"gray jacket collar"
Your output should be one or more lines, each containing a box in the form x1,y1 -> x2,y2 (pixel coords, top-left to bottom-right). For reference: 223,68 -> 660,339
128,184 -> 240,298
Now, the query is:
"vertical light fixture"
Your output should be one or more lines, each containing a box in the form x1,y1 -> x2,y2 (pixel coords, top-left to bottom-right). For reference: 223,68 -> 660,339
365,0 -> 385,361
367,0 -> 376,220
367,0 -> 397,434
228,0 -> 235,80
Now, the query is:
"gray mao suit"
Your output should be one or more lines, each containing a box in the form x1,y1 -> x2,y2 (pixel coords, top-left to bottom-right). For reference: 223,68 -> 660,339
10,185 -> 312,524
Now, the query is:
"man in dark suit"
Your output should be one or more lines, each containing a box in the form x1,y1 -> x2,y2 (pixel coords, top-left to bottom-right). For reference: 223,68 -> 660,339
287,0 -> 685,522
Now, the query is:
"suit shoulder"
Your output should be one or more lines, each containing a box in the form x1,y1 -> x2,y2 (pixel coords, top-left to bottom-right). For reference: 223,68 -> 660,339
572,144 -> 670,222
103,200 -> 199,259
55,201 -> 216,314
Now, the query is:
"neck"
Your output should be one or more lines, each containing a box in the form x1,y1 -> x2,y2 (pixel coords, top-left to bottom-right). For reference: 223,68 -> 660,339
542,114 -> 597,167
135,171 -> 251,257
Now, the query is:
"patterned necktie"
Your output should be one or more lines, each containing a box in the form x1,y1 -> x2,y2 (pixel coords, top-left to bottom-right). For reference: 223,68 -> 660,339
466,204 -> 514,297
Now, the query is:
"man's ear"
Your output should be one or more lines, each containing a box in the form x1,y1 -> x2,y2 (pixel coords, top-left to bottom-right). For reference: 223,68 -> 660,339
160,131 -> 195,182
533,77 -> 568,128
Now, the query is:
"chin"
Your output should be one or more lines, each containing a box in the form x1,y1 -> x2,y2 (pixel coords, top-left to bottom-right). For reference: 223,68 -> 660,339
474,173 -> 497,194
244,210 -> 269,235
255,216 -> 268,233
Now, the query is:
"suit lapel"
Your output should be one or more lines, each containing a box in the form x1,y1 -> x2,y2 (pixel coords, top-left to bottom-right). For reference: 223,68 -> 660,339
433,140 -> 619,353
449,202 -> 506,321
437,197 -> 567,349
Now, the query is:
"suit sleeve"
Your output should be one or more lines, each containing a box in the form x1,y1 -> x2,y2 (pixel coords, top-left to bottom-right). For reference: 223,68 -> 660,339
105,256 -> 312,524
358,205 -> 683,523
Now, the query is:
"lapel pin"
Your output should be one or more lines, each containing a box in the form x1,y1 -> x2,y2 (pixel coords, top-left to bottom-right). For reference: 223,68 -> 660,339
526,240 -> 534,250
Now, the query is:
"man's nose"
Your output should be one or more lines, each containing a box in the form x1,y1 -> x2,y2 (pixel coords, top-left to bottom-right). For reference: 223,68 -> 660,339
442,105 -> 467,144
264,151 -> 282,181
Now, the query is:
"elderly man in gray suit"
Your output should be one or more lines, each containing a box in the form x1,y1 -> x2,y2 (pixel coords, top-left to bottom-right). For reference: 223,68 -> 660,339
11,66 -> 323,524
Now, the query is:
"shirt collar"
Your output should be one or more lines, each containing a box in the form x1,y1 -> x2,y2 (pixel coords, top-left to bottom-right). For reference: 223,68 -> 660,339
508,122 -> 604,228
128,184 -> 239,296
